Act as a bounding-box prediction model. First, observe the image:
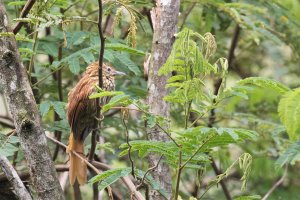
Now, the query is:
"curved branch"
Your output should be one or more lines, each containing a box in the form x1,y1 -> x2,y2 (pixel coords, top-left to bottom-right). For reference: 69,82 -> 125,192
0,155 -> 32,200
262,165 -> 288,200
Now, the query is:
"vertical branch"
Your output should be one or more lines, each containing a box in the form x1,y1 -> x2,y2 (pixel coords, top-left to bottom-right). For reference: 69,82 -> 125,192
88,0 -> 105,161
205,24 -> 241,200
0,4 -> 64,199
179,2 -> 196,30
89,1 -> 106,200
28,27 -> 38,82
147,0 -> 180,199
174,149 -> 182,200
121,110 -> 135,177
46,23 -> 64,161
0,155 -> 32,200
73,181 -> 83,200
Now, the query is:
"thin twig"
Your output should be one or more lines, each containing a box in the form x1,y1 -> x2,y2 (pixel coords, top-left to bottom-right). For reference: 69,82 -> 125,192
89,0 -> 106,162
61,0 -> 82,13
0,155 -> 32,200
46,135 -> 100,173
181,135 -> 215,170
137,155 -> 163,190
209,160 -> 231,200
32,64 -> 66,86
180,2 -> 196,30
174,149 -> 183,200
203,24 -> 242,200
28,24 -> 39,83
13,0 -> 36,34
155,123 -> 180,147
262,165 -> 288,200
228,25 -> 241,67
121,110 -> 135,177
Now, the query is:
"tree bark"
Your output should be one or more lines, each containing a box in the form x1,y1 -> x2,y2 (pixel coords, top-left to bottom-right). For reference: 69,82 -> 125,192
0,155 -> 32,200
0,4 -> 64,200
147,1 -> 180,199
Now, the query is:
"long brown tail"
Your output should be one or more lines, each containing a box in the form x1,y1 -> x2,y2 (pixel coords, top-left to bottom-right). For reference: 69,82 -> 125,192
67,134 -> 87,185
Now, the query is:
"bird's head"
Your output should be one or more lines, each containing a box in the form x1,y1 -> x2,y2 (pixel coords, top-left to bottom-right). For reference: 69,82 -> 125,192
104,64 -> 126,77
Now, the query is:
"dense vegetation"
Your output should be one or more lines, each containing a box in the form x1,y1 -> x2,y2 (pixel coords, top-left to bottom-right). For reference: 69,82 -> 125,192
1,0 -> 300,199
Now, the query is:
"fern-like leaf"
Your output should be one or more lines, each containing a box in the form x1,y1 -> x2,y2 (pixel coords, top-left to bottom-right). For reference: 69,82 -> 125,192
278,88 -> 300,140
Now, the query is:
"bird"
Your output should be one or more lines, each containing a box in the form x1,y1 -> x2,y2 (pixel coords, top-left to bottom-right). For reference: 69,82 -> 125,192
66,61 -> 125,185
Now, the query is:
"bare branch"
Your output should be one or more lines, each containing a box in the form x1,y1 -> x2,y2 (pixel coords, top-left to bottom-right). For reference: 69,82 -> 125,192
179,2 -> 196,30
13,0 -> 36,34
262,165 -> 288,200
137,155 -> 163,190
0,155 -> 32,200
89,0 -> 106,162
203,24 -> 242,200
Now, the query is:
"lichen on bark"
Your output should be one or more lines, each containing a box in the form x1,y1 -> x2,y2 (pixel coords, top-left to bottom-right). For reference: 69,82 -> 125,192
0,4 -> 64,200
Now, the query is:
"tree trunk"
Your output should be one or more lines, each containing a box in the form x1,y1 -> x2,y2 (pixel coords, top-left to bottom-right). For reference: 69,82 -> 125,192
0,4 -> 64,200
147,1 -> 180,199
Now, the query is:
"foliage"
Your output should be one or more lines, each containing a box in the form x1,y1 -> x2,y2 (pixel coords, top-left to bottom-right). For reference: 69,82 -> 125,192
278,88 -> 300,140
0,133 -> 19,157
89,167 -> 169,198
276,140 -> 300,167
1,0 -> 300,199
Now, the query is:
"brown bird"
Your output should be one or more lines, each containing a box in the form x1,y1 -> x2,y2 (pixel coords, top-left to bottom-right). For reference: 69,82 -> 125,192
66,61 -> 125,185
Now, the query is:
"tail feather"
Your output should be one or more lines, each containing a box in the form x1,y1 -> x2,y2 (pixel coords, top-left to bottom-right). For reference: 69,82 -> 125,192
67,134 -> 87,185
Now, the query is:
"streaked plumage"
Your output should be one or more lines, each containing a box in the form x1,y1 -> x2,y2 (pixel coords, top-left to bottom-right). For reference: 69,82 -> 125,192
66,62 -> 123,185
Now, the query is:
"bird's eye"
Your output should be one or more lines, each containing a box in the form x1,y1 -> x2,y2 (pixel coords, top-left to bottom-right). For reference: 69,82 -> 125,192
107,67 -> 111,72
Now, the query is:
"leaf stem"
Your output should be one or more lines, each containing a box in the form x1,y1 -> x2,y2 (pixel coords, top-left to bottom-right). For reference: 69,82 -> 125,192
174,149 -> 182,200
28,25 -> 39,83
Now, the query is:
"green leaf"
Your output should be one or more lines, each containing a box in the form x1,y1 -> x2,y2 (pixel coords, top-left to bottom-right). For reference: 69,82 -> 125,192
89,91 -> 124,99
41,43 -> 57,57
8,1 -> 26,6
46,119 -> 70,133
0,143 -> 19,157
51,101 -> 66,119
8,136 -> 19,144
114,52 -> 141,75
278,88 -> 300,140
0,133 -> 19,157
238,77 -> 290,95
89,168 -> 131,191
40,101 -> 51,117
102,94 -> 132,112
106,43 -> 145,55
68,57 -> 81,74
82,51 -> 94,64
96,142 -> 115,154
67,31 -> 88,47
276,140 -> 300,167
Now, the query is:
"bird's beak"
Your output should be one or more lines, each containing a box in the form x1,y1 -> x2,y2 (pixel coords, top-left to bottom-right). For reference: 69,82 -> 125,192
113,71 -> 126,76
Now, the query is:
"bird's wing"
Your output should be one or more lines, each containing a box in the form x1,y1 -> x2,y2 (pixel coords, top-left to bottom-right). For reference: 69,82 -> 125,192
67,82 -> 96,141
